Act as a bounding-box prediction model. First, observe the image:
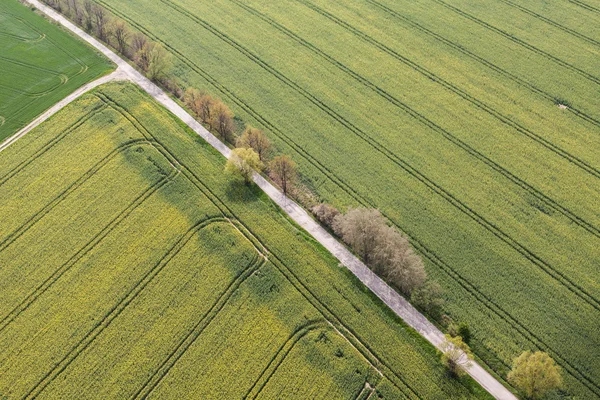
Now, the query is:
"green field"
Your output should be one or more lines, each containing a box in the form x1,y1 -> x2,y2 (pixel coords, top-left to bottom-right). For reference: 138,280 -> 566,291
0,0 -> 113,141
80,0 -> 600,397
0,82 -> 491,399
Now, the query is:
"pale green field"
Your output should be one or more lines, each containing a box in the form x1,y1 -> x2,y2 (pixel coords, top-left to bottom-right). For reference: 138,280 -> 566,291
0,82 -> 490,399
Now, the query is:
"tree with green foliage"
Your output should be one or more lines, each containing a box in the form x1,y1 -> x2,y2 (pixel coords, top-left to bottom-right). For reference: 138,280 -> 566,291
440,335 -> 473,377
508,351 -> 562,399
411,280 -> 444,318
225,148 -> 263,185
458,322 -> 471,344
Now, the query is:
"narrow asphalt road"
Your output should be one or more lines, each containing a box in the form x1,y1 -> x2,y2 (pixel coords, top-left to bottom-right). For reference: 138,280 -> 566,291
15,2 -> 518,398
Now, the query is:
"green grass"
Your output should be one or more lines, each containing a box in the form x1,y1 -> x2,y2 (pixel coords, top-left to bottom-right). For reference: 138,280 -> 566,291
0,82 -> 490,399
81,0 -> 600,397
0,0 -> 113,141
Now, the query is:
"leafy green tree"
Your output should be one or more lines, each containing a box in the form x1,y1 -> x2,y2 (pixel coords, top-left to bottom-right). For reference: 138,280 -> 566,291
458,322 -> 472,344
508,351 -> 562,399
440,335 -> 473,377
225,148 -> 263,185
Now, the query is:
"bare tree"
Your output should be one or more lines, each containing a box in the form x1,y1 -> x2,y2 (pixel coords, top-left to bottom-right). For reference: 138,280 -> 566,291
111,20 -> 130,55
333,208 -> 387,265
198,93 -> 214,126
312,203 -> 340,229
237,127 -> 271,161
210,101 -> 234,142
91,4 -> 110,42
373,226 -> 426,295
131,32 -> 148,56
183,88 -> 203,119
269,155 -> 297,196
83,0 -> 94,32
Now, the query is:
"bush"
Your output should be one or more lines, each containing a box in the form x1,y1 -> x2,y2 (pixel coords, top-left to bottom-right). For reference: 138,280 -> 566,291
312,203 -> 340,229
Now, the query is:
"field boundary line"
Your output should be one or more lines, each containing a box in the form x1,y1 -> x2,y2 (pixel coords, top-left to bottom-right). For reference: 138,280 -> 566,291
24,217 -> 230,399
0,69 -> 125,153
22,1 -> 518,398
567,0 -> 600,14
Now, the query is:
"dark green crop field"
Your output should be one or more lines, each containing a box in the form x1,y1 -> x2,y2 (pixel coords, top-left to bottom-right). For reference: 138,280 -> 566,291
0,82 -> 490,399
85,0 -> 600,397
0,0 -> 113,141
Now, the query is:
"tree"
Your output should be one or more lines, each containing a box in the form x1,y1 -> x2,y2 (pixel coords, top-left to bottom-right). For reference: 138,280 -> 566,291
210,101 -> 234,142
91,3 -> 109,42
131,32 -> 148,56
237,127 -> 271,161
333,208 -> 387,265
146,43 -> 171,82
508,351 -> 562,399
372,225 -> 426,295
183,88 -> 203,119
312,203 -> 340,229
111,20 -> 130,55
225,148 -> 263,185
269,155 -> 297,196
458,322 -> 471,344
83,0 -> 94,32
411,280 -> 444,318
440,335 -> 473,377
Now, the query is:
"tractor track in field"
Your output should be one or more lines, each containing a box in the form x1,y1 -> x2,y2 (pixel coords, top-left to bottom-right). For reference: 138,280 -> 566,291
131,256 -> 265,399
80,3 -> 600,395
0,103 -> 107,185
494,0 -> 600,47
0,166 -> 179,336
99,93 -> 421,399
296,0 -> 600,183
24,217 -> 231,399
244,320 -> 330,399
230,0 -> 600,240
124,0 -> 600,316
0,139 -> 154,254
568,0 -> 600,14
429,0 -> 600,85
362,0 -> 600,135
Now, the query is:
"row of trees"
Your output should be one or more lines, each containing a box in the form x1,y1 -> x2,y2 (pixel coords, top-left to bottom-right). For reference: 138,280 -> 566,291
312,206 -> 443,316
43,0 -> 173,84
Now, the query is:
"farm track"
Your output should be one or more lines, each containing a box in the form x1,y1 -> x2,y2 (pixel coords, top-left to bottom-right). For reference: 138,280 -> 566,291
0,103 -> 107,186
430,0 -> 600,84
494,0 -> 600,46
567,0 -> 600,13
138,0 -> 600,316
87,4 -> 600,393
244,320 -> 330,399
0,166 -> 179,336
231,0 -> 600,240
0,139 -> 154,254
24,217 -> 229,399
131,256 -> 265,399
363,0 -> 600,131
97,92 -> 421,399
297,0 -> 600,182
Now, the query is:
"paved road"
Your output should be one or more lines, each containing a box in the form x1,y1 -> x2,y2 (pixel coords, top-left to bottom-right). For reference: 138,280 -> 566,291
17,1 -> 518,398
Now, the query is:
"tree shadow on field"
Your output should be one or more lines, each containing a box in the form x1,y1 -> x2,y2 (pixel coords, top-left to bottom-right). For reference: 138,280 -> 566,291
223,177 -> 261,204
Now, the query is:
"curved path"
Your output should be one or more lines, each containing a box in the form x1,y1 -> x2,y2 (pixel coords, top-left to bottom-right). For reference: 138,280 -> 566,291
11,1 -> 518,398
